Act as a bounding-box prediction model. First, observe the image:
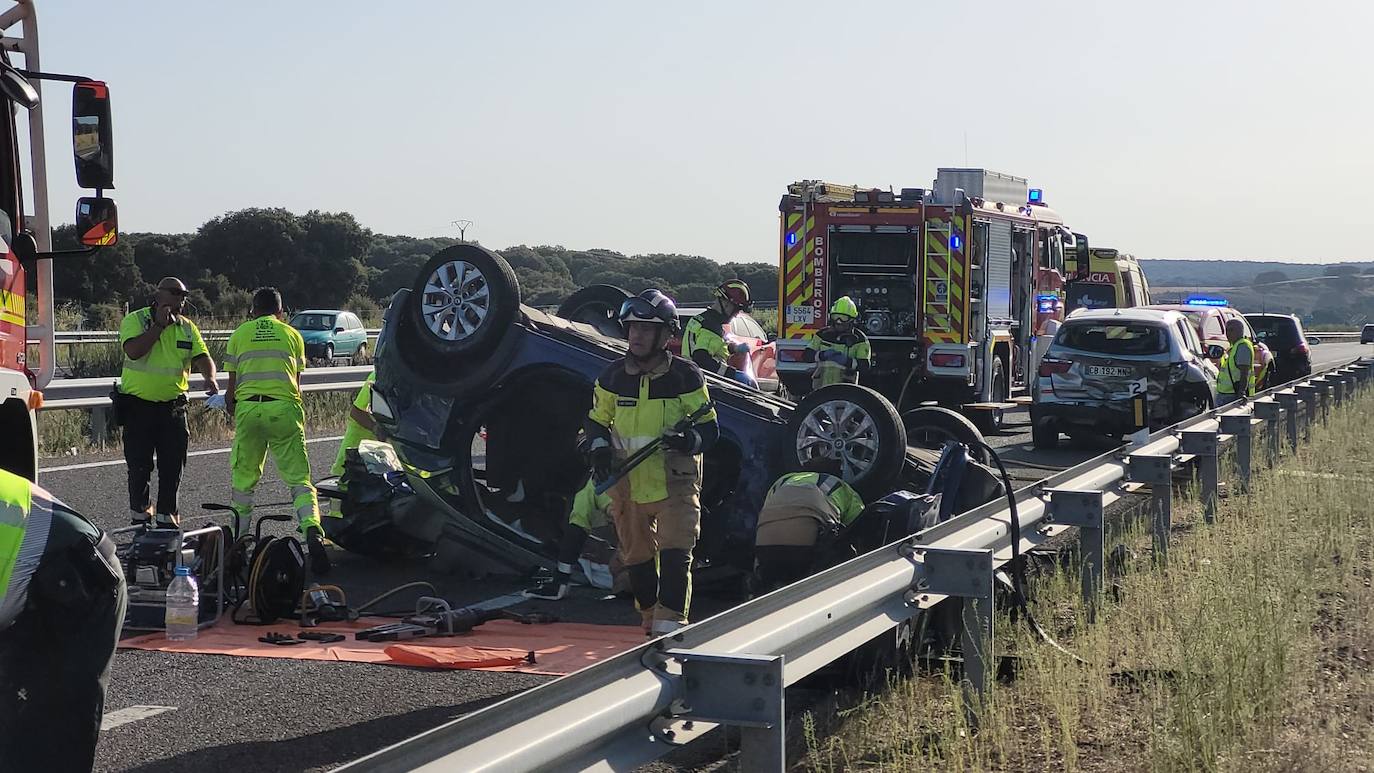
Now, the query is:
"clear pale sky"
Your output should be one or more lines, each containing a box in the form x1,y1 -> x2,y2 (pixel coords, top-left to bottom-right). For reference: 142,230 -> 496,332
27,0 -> 1374,263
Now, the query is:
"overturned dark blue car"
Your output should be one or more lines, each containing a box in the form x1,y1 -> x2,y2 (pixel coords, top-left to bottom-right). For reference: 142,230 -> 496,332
369,245 -> 1003,586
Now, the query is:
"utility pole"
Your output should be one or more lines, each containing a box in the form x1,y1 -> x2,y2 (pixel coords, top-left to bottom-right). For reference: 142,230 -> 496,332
451,219 -> 473,242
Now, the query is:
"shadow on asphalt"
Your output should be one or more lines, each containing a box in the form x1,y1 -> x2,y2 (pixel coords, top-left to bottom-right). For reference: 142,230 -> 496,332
118,695 -> 506,773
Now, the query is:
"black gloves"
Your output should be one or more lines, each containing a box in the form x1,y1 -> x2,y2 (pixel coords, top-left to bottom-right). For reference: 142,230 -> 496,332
589,446 -> 613,483
662,428 -> 697,453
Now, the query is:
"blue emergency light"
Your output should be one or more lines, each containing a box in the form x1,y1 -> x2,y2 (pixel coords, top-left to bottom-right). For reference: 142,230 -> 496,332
949,233 -> 962,250
1185,296 -> 1229,307
1037,294 -> 1057,313
1028,188 -> 1044,204
786,232 -> 799,247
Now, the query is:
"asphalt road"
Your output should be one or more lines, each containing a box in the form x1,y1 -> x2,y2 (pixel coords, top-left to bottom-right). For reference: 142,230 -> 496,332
37,342 -> 1365,771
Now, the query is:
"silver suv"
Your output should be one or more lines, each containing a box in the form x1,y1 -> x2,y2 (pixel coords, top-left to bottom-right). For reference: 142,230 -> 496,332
1031,308 -> 1218,449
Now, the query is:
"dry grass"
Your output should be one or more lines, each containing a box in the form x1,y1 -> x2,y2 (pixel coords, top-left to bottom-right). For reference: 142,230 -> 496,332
39,391 -> 357,457
806,391 -> 1374,772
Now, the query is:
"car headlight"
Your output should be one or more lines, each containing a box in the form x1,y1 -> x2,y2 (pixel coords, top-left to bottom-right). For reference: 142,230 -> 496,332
370,389 -> 395,421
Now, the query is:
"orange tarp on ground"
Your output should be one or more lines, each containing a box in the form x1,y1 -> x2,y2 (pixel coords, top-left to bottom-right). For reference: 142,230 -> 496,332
119,617 -> 644,676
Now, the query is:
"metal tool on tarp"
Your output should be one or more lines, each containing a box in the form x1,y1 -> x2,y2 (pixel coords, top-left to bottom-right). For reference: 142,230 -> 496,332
354,597 -> 560,642
593,401 -> 715,496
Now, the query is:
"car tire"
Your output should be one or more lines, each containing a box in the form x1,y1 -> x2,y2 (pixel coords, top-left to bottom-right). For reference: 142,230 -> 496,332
787,384 -> 907,499
972,356 -> 1007,434
902,406 -> 990,464
556,285 -> 632,339
1032,420 -> 1060,450
406,244 -> 521,360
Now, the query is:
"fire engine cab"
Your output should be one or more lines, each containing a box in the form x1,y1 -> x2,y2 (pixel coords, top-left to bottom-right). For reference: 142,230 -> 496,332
0,0 -> 118,481
775,168 -> 1088,432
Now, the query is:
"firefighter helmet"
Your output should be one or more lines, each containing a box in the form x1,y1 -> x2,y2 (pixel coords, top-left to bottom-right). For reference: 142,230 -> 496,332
713,279 -> 752,311
830,296 -> 859,320
619,289 -> 680,335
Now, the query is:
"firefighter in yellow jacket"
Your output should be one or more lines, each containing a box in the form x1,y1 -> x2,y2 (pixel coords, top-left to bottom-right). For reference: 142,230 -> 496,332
753,456 -> 864,591
808,296 -> 872,389
224,288 -> 330,574
585,289 -> 719,635
0,469 -> 127,771
682,279 -> 757,388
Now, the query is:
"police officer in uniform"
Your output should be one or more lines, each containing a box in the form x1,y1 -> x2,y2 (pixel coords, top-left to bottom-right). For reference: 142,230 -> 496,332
808,296 -> 872,389
586,289 -> 719,635
0,469 -> 127,771
1217,318 -> 1256,406
118,276 -> 217,527
225,288 -> 330,574
682,279 -> 757,388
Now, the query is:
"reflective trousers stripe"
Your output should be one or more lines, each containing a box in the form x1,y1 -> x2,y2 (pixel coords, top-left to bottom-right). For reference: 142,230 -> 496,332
0,494 -> 52,630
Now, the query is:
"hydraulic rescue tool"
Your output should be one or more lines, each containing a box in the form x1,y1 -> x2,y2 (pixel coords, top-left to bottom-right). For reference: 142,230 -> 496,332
593,401 -> 716,495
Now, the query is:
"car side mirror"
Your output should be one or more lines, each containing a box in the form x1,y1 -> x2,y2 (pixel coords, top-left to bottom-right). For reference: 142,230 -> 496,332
1206,344 -> 1225,360
75,196 -> 118,246
1308,336 -> 1321,346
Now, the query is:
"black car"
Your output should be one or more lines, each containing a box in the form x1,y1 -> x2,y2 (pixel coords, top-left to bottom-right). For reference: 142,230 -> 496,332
1245,313 -> 1312,385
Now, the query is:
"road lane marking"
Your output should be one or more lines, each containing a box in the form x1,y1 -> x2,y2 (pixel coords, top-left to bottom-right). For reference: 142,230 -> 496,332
41,436 -> 345,473
101,705 -> 177,730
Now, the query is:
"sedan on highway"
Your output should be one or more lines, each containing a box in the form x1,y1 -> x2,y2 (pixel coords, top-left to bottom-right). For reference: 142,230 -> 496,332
1032,307 -> 1218,448
290,309 -> 369,363
1246,313 -> 1313,384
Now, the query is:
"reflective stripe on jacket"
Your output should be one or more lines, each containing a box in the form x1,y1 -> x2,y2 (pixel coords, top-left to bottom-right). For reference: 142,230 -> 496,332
682,309 -> 735,378
225,316 -> 308,402
1217,338 -> 1256,396
808,326 -> 872,387
0,469 -> 54,631
586,355 -> 719,503
759,471 -> 865,529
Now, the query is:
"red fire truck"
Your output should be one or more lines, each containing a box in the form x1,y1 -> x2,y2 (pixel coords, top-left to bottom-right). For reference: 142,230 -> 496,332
775,168 -> 1087,432
0,0 -> 118,481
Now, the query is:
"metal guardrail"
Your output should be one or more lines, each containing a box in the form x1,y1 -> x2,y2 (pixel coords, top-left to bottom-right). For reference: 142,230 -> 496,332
27,329 -> 383,345
339,357 -> 1372,772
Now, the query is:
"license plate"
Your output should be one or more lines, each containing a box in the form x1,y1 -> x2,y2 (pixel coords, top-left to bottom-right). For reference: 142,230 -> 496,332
786,305 -> 814,324
1087,365 -> 1134,377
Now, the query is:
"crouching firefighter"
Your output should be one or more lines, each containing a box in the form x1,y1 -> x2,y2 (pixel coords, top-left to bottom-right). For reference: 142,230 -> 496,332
586,289 -> 719,635
809,296 -> 872,389
752,456 -> 864,593
683,279 -> 758,388
0,469 -> 128,771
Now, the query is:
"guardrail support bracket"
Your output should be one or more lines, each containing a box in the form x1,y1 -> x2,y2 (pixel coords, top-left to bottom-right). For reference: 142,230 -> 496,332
1044,489 -> 1106,622
1181,429 -> 1221,524
1252,400 -> 1284,469
1219,413 -> 1259,495
1128,452 -> 1174,563
921,546 -> 995,723
669,650 -> 785,772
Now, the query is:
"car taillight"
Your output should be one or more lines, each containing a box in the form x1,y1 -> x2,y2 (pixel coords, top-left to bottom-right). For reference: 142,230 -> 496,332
1292,343 -> 1309,356
930,353 -> 965,368
1038,358 -> 1072,377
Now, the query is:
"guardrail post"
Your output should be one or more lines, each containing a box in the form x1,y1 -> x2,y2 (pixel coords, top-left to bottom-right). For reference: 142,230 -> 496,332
669,651 -> 785,772
1128,453 -> 1173,564
1181,429 -> 1221,524
1277,391 -> 1302,452
1044,489 -> 1105,622
1295,384 -> 1319,440
1219,413 -> 1257,495
921,546 -> 995,724
1252,400 -> 1284,469
89,405 -> 108,445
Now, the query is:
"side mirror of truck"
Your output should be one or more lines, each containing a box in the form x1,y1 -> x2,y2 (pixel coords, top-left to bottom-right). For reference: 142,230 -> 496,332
0,61 -> 37,110
75,196 -> 118,247
73,81 -> 114,190
1073,232 -> 1089,269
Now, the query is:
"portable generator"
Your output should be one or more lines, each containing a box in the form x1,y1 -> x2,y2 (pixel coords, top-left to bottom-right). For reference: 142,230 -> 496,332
112,523 -> 230,631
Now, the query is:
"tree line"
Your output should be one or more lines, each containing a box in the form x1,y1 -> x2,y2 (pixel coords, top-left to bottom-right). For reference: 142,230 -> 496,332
39,207 -> 780,329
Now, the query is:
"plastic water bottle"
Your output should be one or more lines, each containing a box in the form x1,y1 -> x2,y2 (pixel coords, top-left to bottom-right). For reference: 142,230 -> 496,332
165,566 -> 199,641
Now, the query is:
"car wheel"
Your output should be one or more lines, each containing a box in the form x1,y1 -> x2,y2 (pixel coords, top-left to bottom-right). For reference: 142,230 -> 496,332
354,342 -> 367,364
324,343 -> 334,363
973,357 -> 1007,434
556,285 -> 632,339
406,244 -> 520,359
902,406 -> 990,464
1031,420 -> 1059,450
787,385 -> 906,498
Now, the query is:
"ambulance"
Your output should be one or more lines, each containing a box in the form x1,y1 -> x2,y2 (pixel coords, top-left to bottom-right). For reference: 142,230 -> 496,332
1064,247 -> 1150,314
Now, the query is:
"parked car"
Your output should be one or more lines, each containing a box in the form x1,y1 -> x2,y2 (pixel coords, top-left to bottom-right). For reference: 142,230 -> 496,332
556,287 -> 780,393
290,309 -> 369,363
1031,308 -> 1218,449
369,245 -> 1003,584
1246,313 -> 1314,383
1361,323 -> 1374,344
1145,302 -> 1273,389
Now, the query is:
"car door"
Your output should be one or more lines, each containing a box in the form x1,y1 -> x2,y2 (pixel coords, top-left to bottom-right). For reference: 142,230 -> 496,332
342,313 -> 365,354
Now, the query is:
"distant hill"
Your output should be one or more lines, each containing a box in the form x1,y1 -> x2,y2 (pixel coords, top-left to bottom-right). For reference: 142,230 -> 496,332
1139,260 -> 1374,287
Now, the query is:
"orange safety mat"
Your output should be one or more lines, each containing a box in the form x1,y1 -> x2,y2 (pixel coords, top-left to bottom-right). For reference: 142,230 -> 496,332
119,617 -> 645,676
